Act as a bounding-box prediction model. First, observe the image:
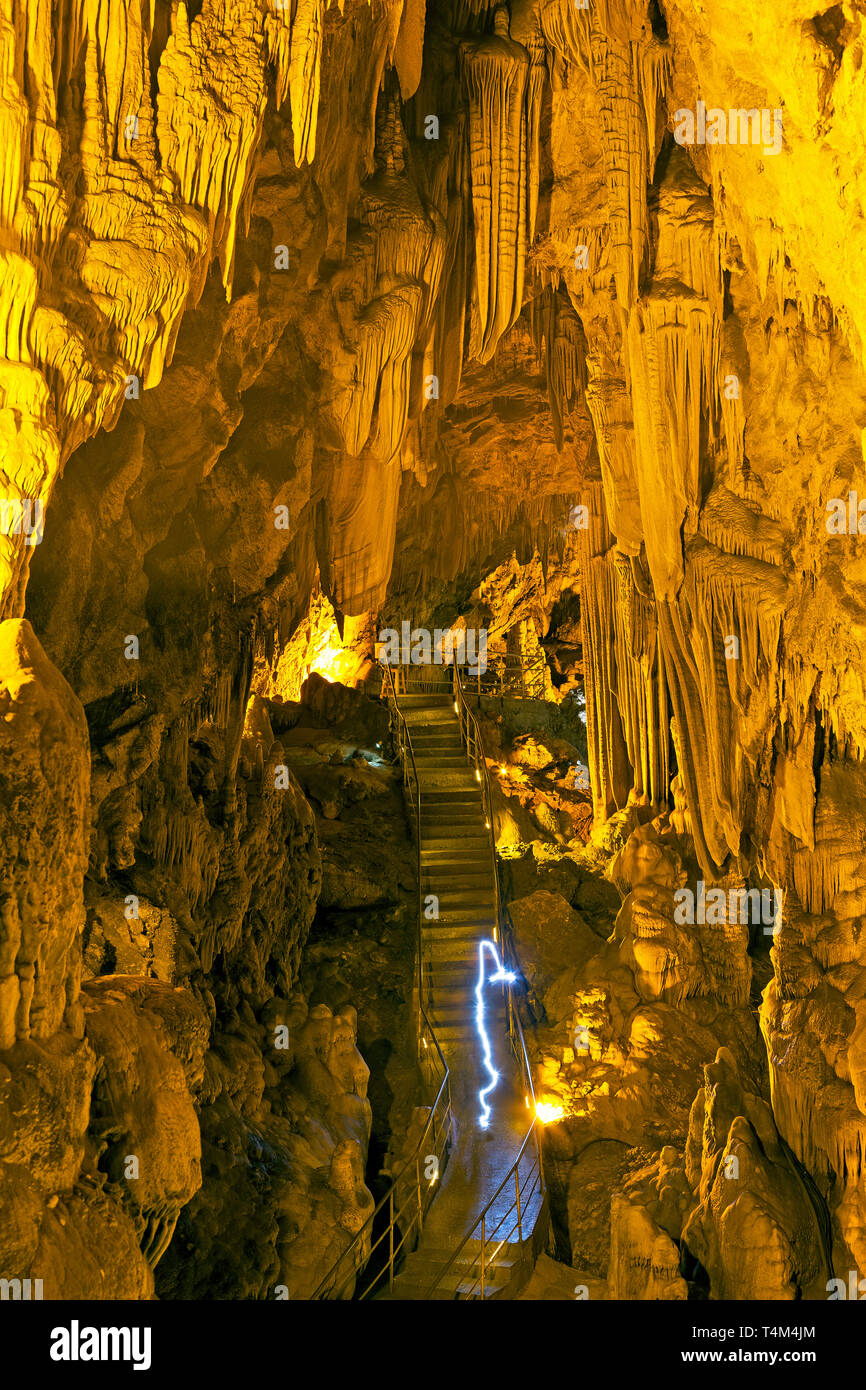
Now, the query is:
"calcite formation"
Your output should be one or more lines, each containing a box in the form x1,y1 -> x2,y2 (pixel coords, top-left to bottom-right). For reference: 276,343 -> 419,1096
1,0 -> 866,1308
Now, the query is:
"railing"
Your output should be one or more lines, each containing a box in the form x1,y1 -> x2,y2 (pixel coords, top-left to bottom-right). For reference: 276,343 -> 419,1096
451,661 -> 503,946
454,652 -> 548,701
424,1119 -> 544,1299
310,663 -> 452,1299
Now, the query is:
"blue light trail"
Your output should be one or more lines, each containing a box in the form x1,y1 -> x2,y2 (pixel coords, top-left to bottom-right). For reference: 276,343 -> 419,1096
474,939 -> 517,1129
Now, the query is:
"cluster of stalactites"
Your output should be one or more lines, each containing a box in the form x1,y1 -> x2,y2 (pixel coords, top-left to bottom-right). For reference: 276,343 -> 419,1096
540,0 -> 670,311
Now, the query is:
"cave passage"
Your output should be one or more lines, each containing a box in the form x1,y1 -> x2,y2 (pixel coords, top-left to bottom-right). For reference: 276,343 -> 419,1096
1,0 -> 865,1347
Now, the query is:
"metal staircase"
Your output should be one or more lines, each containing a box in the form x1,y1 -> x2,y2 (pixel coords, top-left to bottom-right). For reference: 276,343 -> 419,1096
311,659 -> 548,1301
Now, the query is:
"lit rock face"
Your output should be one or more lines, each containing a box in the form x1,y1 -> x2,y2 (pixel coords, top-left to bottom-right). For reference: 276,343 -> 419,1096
681,1048 -> 827,1301
530,0 -> 866,1280
0,620 -> 89,1050
80,978 -> 208,1268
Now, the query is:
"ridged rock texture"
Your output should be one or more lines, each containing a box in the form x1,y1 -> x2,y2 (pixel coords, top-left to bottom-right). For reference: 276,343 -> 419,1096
1,0 -> 866,1302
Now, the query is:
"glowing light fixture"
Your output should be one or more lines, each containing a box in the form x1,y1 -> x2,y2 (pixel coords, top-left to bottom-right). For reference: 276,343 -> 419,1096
535,1101 -> 565,1125
475,768 -> 481,781
475,940 -> 517,1129
499,765 -> 506,775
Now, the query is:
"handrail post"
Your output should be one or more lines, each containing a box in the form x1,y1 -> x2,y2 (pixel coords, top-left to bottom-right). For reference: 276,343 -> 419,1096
516,1164 -> 523,1242
389,1189 -> 395,1292
480,1214 -> 486,1300
416,1156 -> 423,1236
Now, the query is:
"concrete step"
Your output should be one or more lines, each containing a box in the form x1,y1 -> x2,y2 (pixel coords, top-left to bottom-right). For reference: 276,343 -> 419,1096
428,1023 -> 478,1045
426,964 -> 482,989
411,761 -> 467,772
417,783 -> 480,795
419,795 -> 480,806
382,1239 -> 523,1300
419,834 -> 489,845
411,731 -> 464,744
420,829 -> 489,843
403,1247 -> 519,1279
422,819 -> 486,835
435,902 -> 497,918
424,938 -> 495,962
422,912 -> 497,932
422,919 -> 493,938
433,893 -> 496,911
420,872 -> 494,891
430,1001 -> 506,1027
422,793 -> 483,807
422,839 -> 492,850
422,795 -> 483,806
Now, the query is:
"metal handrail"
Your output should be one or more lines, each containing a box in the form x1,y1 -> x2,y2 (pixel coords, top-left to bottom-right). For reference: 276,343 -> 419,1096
309,662 -> 452,1299
452,662 -> 503,943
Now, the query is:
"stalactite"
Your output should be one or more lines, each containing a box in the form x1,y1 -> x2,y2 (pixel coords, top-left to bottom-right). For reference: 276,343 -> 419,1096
626,149 -> 726,599
157,0 -> 269,300
267,0 -> 322,165
461,6 -> 529,365
574,482 -> 630,820
541,0 -> 671,310
335,89 -> 445,466
532,284 -> 586,451
584,357 -> 642,555
635,38 -> 669,177
539,0 -> 592,75
342,282 -> 423,459
612,549 -> 669,806
698,485 -> 786,568
524,23 -> 547,247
